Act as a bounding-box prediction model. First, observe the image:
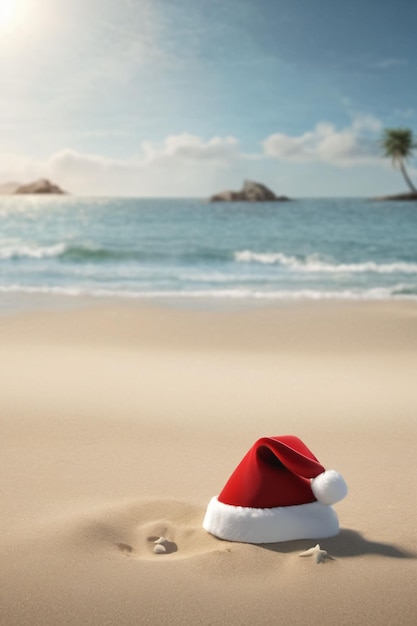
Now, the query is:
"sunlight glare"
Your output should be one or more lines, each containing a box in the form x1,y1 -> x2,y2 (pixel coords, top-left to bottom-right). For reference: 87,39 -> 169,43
0,0 -> 21,29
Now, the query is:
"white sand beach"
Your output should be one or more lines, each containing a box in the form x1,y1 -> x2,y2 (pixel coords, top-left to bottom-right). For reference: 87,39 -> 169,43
0,301 -> 416,625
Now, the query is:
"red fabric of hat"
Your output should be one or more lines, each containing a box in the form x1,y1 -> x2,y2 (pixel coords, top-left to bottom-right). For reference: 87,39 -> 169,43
218,435 -> 326,508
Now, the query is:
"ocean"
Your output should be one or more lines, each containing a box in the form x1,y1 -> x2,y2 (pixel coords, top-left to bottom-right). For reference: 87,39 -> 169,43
1,195 -> 417,311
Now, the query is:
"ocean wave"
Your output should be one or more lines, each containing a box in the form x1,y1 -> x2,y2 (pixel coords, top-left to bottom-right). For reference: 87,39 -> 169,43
234,250 -> 417,274
0,242 -> 231,264
0,242 -> 131,262
0,242 -> 67,260
1,283 -> 416,301
60,246 -> 128,262
61,246 -> 231,264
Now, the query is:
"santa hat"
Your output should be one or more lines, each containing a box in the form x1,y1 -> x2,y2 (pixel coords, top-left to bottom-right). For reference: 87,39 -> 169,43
203,435 -> 347,543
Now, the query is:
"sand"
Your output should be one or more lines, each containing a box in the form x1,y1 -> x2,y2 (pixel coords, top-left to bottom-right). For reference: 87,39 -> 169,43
0,300 -> 416,625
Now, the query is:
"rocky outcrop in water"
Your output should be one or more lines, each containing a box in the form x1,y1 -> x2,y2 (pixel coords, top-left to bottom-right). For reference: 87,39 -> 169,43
13,179 -> 66,194
373,192 -> 417,201
0,178 -> 66,195
210,180 -> 290,202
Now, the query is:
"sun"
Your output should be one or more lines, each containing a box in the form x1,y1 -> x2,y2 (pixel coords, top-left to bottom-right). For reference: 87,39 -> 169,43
0,0 -> 19,28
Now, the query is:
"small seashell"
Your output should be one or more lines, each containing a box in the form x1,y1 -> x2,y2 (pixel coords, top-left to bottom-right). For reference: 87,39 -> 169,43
154,536 -> 167,544
153,544 -> 167,554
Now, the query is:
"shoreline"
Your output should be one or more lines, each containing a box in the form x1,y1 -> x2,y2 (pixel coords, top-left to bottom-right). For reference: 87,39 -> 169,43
1,297 -> 417,352
2,289 -> 417,319
1,300 -> 416,625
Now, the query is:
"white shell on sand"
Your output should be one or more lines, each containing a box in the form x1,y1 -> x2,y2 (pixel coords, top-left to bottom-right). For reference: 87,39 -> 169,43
298,544 -> 335,564
154,536 -> 167,544
153,544 -> 167,554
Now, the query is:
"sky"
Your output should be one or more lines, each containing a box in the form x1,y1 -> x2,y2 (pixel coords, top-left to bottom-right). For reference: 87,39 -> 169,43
1,0 -> 417,196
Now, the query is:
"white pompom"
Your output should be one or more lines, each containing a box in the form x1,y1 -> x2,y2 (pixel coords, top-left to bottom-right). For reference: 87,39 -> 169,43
311,470 -> 348,505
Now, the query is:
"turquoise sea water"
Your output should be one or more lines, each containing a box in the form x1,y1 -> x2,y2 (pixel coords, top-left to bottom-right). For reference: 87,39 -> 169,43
1,196 -> 417,311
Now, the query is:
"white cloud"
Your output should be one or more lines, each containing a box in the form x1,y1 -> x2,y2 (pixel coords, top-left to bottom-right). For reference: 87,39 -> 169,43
140,134 -> 240,163
263,116 -> 382,167
0,119 -> 394,196
0,134 -> 244,196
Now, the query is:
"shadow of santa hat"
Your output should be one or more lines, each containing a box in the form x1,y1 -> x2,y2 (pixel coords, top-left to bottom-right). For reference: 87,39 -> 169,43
203,435 -> 347,543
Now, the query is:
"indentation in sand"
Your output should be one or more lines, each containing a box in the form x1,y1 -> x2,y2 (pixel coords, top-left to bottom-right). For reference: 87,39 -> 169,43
73,499 -> 225,562
150,536 -> 178,555
117,542 -> 134,556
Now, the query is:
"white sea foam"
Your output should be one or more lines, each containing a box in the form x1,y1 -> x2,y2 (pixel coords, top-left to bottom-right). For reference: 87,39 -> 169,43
235,251 -> 299,266
234,250 -> 417,274
0,284 -> 83,296
0,284 -> 415,302
0,242 -> 67,260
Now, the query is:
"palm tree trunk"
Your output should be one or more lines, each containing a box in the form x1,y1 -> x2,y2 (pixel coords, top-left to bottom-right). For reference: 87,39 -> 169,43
399,159 -> 417,194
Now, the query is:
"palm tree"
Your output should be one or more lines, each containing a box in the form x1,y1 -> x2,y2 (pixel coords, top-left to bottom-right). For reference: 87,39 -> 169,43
381,128 -> 417,194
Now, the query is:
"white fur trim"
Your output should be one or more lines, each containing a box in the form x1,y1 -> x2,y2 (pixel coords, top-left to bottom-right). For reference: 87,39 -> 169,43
203,496 -> 340,543
311,470 -> 348,505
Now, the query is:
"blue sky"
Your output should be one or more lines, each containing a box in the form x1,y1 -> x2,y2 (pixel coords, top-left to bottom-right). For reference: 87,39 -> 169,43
1,0 -> 416,196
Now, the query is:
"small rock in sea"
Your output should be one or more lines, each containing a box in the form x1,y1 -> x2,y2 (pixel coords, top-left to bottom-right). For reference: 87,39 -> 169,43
209,179 -> 290,203
153,544 -> 167,554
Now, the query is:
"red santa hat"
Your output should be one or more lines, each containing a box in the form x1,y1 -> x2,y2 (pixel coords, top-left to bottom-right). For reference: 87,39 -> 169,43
203,435 -> 347,543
